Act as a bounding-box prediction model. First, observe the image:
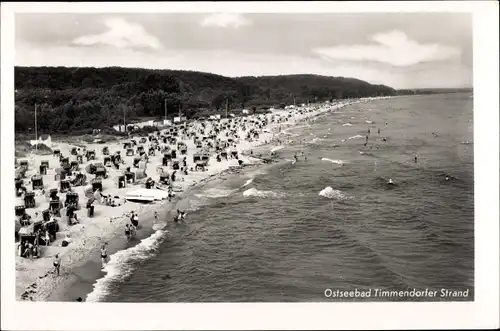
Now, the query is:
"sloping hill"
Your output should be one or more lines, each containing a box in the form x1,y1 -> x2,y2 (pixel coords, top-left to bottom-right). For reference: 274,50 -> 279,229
14,66 -> 396,134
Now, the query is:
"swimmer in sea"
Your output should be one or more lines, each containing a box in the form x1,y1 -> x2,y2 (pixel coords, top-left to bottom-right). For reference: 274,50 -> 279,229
414,154 -> 418,163
378,128 -> 381,135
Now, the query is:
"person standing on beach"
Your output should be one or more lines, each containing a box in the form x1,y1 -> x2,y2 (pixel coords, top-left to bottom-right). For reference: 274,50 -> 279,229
125,224 -> 131,241
53,254 -> 61,275
100,244 -> 108,269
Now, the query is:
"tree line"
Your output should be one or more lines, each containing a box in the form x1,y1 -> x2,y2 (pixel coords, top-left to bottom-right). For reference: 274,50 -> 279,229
15,66 -> 397,134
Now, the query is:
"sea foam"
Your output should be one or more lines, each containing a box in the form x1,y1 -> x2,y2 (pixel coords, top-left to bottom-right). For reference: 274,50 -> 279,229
321,158 -> 347,165
85,229 -> 168,302
243,188 -> 284,198
318,186 -> 351,200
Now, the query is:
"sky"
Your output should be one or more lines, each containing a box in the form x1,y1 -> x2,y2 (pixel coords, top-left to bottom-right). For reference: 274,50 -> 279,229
15,13 -> 473,89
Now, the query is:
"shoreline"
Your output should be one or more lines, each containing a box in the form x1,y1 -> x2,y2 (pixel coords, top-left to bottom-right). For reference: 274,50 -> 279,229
15,98 -> 386,302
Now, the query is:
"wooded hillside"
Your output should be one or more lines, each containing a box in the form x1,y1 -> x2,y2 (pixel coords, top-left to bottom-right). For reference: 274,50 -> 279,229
14,66 -> 396,134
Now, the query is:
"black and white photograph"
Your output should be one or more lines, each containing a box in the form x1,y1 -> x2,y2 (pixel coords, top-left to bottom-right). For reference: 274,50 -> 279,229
1,2 -> 498,330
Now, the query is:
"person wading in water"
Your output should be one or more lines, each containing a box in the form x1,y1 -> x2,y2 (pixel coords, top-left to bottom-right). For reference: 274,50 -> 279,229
100,244 -> 108,269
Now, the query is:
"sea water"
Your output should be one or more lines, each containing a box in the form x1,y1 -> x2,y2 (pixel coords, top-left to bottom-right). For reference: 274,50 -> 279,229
87,93 -> 474,302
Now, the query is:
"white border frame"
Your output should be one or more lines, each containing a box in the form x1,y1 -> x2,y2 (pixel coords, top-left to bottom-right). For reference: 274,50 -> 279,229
1,2 -> 498,330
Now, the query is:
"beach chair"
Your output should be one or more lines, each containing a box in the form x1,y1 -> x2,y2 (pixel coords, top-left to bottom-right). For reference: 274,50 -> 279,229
86,150 -> 96,161
159,175 -> 170,185
118,175 -> 126,188
77,155 -> 83,164
193,153 -> 202,163
133,157 -> 141,168
196,141 -> 203,149
140,137 -> 147,144
65,192 -> 79,208
71,147 -> 78,155
15,178 -> 24,192
102,146 -> 109,155
95,167 -> 107,179
49,200 -> 61,216
137,146 -> 144,154
162,156 -> 169,167
231,150 -> 239,159
91,178 -> 103,192
148,147 -> 155,157
60,157 -> 70,167
53,149 -> 60,157
201,153 -> 210,164
126,148 -> 134,156
66,206 -> 78,225
70,161 -> 79,171
145,178 -> 155,189
125,172 -> 135,184
195,161 -> 205,172
111,154 -> 121,164
31,175 -> 44,190
15,205 -> 26,217
103,156 -> 112,167
20,160 -> 29,171
124,142 -> 131,149
49,188 -> 59,200
171,160 -> 180,170
171,149 -> 177,159
42,209 -> 51,222
87,204 -> 95,217
60,180 -> 71,193
62,163 -> 72,175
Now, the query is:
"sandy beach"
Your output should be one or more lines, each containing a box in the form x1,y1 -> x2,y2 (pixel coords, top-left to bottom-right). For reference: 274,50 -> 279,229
15,98 -> 381,301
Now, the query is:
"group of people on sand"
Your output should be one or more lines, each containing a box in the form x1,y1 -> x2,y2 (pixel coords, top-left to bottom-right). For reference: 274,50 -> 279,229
124,211 -> 139,241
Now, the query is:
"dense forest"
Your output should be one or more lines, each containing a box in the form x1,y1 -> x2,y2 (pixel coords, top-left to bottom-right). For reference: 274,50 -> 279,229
14,66 -> 398,134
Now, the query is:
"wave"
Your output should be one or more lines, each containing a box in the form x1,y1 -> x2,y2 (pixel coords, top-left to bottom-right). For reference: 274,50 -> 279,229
270,146 -> 284,153
243,188 -> 285,198
321,157 -> 348,165
85,229 -> 168,302
347,134 -> 364,140
194,187 -> 236,199
365,120 -> 374,124
241,178 -> 254,187
308,137 -> 324,144
342,123 -> 353,127
318,186 -> 351,200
